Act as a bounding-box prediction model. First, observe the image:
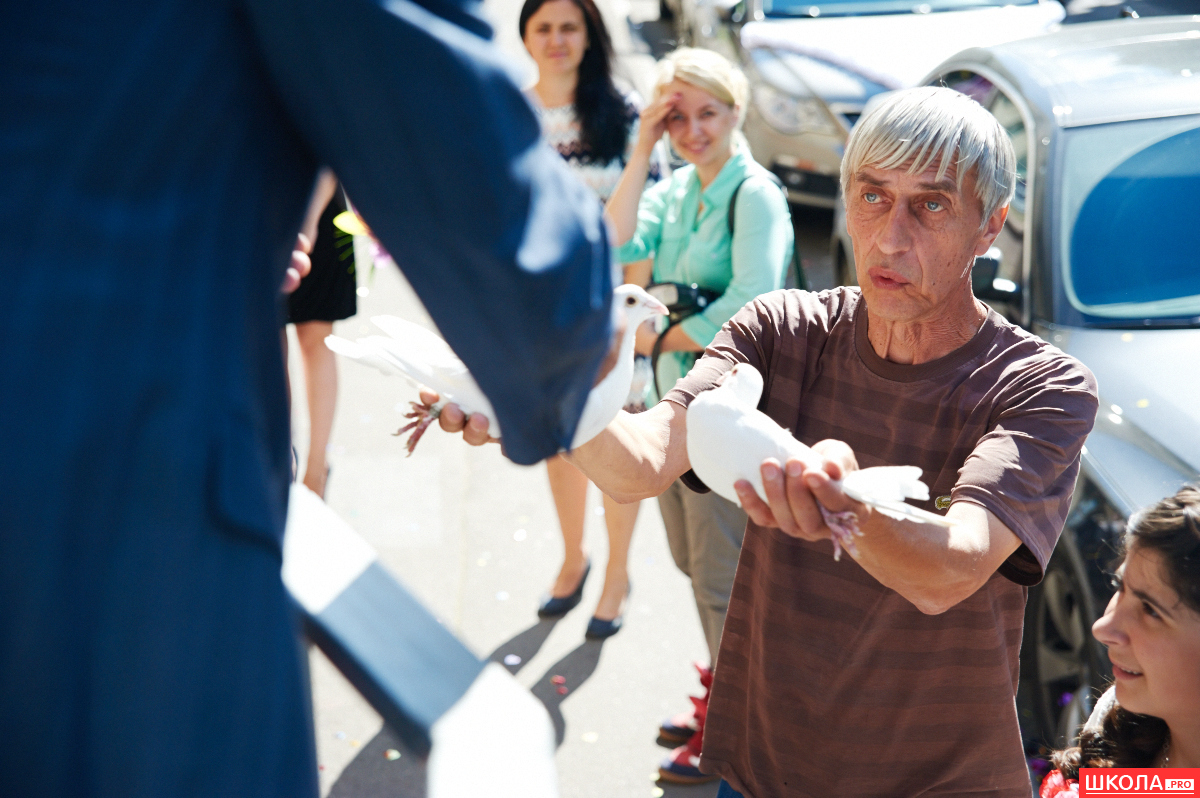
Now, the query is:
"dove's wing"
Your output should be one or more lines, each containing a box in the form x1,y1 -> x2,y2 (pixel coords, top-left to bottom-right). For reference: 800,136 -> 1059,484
370,316 -> 462,370
570,351 -> 633,450
367,316 -> 498,432
841,466 -> 954,528
687,389 -> 810,505
325,335 -> 409,380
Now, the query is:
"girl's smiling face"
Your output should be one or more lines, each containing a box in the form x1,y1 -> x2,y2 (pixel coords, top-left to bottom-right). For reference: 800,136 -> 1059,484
1092,545 -> 1200,728
661,79 -> 739,171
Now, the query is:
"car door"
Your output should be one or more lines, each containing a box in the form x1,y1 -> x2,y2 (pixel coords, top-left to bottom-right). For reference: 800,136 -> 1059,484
934,70 -> 1029,325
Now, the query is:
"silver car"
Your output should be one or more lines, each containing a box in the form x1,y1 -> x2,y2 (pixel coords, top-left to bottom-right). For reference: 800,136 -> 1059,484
673,0 -> 1063,207
831,15 -> 1200,758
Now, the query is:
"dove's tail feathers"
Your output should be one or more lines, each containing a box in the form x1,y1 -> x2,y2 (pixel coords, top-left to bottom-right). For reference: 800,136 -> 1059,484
325,335 -> 404,377
842,466 -> 929,504
869,499 -> 956,528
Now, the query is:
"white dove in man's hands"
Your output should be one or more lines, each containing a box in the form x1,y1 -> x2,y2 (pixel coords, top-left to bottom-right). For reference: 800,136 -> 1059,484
686,362 -> 954,560
325,284 -> 667,456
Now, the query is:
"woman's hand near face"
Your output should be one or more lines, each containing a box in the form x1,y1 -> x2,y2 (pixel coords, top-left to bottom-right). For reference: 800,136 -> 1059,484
634,91 -> 679,159
604,91 -> 679,247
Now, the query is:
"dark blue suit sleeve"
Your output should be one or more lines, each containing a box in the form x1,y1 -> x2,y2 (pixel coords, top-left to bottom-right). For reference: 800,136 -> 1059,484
241,0 -> 613,465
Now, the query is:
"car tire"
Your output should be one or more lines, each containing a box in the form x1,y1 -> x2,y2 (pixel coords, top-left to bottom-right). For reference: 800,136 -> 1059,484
1018,531 -> 1108,752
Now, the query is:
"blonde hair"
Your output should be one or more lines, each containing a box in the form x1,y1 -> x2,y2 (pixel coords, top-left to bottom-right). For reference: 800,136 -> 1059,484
841,86 -> 1016,226
653,47 -> 749,126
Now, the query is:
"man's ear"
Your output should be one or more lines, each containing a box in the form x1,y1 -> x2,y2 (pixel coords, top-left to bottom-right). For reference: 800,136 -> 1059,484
975,204 -> 1009,255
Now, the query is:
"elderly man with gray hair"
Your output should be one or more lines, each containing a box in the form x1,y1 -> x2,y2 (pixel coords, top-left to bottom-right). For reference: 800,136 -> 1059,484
441,85 -> 1099,794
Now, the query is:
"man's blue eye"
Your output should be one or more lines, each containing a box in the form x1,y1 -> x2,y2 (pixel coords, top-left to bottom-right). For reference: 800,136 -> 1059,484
864,193 -> 879,203
925,201 -> 943,211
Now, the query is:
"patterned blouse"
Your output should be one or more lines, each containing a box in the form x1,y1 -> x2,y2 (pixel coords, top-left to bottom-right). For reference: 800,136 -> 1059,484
533,94 -> 659,202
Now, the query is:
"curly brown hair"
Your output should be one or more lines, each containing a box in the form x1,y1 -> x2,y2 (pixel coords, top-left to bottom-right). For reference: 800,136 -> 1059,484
1052,484 -> 1200,778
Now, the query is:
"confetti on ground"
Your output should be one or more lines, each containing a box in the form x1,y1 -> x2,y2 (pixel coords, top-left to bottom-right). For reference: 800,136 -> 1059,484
650,773 -> 661,781
496,591 -> 509,601
477,558 -> 487,567
335,732 -> 346,740
356,286 -> 370,297
1137,399 -> 1149,408
551,675 -> 566,685
318,765 -> 325,772
581,732 -> 599,743
651,788 -> 664,797
503,654 -> 521,666
557,686 -> 568,695
513,529 -> 527,541
385,749 -> 401,761
349,740 -> 361,748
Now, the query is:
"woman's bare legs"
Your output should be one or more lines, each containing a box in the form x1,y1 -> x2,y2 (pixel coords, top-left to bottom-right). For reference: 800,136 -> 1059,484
546,454 -> 590,597
295,320 -> 337,498
593,493 -> 637,621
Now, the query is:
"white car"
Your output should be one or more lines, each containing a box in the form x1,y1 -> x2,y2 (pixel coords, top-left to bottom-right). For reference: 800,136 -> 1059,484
679,0 -> 1064,208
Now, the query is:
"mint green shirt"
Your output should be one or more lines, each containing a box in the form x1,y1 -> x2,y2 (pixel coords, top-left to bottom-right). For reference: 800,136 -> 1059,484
616,146 -> 794,401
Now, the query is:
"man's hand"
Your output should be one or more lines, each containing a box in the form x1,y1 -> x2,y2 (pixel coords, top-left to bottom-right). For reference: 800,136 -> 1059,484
425,388 -> 499,446
282,233 -> 313,294
733,439 -> 870,539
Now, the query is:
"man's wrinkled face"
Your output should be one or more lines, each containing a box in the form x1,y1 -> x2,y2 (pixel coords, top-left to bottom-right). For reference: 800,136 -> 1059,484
845,160 -> 1005,324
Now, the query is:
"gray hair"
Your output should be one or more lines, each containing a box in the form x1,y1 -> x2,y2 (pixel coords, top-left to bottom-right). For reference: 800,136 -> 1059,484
840,86 -> 1016,226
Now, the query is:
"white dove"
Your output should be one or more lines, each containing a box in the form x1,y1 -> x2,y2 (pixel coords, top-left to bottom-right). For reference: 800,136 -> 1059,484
325,284 -> 668,455
686,362 -> 954,560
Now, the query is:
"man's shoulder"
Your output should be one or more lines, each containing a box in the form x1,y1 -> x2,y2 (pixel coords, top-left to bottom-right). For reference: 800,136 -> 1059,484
743,286 -> 860,326
984,312 -> 1098,397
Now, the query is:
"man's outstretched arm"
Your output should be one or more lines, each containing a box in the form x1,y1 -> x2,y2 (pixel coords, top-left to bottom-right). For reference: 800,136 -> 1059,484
244,0 -> 613,465
736,443 -> 1021,615
434,393 -> 690,504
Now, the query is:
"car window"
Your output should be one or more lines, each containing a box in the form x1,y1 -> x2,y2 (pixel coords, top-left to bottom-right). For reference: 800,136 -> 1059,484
934,70 -> 1026,321
989,92 -> 1027,216
1061,115 -> 1200,322
763,0 -> 1036,16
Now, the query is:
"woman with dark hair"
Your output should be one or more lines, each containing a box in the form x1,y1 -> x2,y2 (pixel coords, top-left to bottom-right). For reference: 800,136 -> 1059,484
521,0 -> 660,639
1041,484 -> 1200,796
520,0 -> 653,201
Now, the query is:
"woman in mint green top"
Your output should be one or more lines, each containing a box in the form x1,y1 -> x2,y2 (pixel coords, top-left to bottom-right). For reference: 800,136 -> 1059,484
603,47 -> 794,786
607,54 -> 793,403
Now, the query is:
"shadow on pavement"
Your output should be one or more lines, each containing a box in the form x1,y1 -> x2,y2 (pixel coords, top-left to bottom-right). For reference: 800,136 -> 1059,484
488,617 -> 560,675
529,638 -> 608,746
328,726 -> 423,798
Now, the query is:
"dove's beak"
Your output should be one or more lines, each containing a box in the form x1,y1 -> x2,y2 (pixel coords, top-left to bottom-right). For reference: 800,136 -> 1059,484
648,298 -> 669,316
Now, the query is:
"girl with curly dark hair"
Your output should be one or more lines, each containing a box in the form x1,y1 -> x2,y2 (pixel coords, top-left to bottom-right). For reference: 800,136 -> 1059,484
1041,484 -> 1200,796
520,0 -> 661,639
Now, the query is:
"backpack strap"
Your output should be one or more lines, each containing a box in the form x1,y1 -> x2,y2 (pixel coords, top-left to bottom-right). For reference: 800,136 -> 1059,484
727,171 -> 786,236
727,171 -> 807,290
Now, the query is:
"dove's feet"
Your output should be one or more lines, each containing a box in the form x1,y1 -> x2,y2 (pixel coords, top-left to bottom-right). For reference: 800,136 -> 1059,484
819,506 -> 862,561
394,401 -> 440,456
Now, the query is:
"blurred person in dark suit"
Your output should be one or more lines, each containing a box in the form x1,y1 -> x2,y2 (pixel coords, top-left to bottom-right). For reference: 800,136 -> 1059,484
0,1 -> 613,795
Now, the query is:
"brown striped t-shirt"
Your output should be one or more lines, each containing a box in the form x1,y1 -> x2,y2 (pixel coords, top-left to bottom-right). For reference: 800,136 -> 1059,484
664,287 -> 1099,797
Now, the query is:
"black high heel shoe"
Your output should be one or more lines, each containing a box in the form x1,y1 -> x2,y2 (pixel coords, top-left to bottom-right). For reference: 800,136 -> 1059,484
585,582 -> 630,640
537,561 -> 591,618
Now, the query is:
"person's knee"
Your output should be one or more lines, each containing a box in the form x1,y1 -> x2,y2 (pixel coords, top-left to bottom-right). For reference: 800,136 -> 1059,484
295,321 -> 334,350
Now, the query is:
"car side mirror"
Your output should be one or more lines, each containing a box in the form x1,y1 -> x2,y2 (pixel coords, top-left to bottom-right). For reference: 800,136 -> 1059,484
972,247 -> 1021,304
